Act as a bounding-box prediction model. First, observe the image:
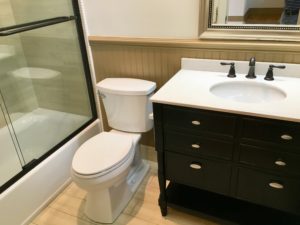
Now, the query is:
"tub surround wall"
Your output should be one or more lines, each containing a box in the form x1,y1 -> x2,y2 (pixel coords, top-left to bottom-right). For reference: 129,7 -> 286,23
0,0 -> 92,118
89,37 -> 300,146
20,33 -> 92,116
9,0 -> 73,24
0,0 -> 38,117
18,12 -> 92,117
0,0 -> 14,27
0,117 -> 5,128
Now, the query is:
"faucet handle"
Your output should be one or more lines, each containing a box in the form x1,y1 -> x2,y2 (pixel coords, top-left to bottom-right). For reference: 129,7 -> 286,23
270,65 -> 286,69
220,62 -> 236,78
264,64 -> 286,81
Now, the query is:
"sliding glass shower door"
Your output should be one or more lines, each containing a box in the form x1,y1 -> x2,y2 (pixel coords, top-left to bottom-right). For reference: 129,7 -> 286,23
0,0 -> 96,191
0,92 -> 23,186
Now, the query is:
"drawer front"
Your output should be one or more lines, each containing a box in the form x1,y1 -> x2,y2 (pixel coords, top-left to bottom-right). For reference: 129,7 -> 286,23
237,168 -> 300,214
163,106 -> 236,136
239,144 -> 300,176
164,131 -> 234,160
241,118 -> 300,148
165,152 -> 231,195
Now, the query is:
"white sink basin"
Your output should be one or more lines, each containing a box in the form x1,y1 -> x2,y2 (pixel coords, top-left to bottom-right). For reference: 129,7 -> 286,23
210,81 -> 286,103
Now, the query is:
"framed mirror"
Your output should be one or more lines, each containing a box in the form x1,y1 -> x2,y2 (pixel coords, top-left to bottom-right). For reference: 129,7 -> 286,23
199,0 -> 300,41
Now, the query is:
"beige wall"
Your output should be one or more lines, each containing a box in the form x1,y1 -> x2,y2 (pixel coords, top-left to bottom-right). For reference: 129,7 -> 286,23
89,37 -> 300,146
85,1 -> 300,147
82,0 -> 200,38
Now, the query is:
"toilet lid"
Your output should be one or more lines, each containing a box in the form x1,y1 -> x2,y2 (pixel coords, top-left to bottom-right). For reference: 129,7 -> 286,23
72,132 -> 133,176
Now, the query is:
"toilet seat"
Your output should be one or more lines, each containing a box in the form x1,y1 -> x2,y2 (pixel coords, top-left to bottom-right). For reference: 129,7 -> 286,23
72,132 -> 133,178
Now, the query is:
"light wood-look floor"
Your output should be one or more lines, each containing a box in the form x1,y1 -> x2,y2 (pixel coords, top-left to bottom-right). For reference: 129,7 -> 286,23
30,161 -> 220,225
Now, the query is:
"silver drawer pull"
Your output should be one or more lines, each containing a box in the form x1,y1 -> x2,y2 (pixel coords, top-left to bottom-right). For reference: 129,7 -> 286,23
269,182 -> 284,189
275,160 -> 287,167
191,120 -> 201,126
191,144 -> 201,149
281,134 -> 293,141
190,163 -> 202,170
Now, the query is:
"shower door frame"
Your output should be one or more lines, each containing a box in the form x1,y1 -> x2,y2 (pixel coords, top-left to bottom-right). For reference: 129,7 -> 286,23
0,90 -> 25,167
0,0 -> 98,194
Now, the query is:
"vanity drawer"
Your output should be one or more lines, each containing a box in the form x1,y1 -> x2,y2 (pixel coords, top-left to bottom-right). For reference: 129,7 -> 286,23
241,118 -> 300,148
236,168 -> 300,214
163,106 -> 236,137
165,152 -> 231,195
164,131 -> 234,160
239,144 -> 300,176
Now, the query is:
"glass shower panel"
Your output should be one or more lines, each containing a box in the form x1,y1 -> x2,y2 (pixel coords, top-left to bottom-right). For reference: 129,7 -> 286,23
0,97 -> 23,186
1,21 -> 93,163
1,0 -> 74,27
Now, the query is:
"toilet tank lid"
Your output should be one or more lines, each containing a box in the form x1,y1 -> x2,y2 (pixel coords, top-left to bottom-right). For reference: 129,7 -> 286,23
97,78 -> 156,96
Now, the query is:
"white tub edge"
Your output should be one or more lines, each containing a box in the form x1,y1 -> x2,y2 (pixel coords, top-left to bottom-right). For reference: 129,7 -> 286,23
0,119 -> 101,225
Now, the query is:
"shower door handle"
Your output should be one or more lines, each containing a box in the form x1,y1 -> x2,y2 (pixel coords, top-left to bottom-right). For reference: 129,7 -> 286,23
0,16 -> 75,36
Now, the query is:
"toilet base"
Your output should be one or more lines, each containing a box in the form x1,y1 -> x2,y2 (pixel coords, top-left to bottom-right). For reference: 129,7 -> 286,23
84,160 -> 150,223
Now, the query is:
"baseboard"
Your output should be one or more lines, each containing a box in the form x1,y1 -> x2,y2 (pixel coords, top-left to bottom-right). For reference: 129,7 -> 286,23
22,178 -> 72,225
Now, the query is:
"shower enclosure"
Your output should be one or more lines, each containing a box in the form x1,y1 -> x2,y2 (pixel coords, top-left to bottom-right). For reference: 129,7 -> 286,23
0,0 -> 96,192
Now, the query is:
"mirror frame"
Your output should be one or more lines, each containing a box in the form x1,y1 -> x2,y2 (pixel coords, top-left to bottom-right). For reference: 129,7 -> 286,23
199,0 -> 300,42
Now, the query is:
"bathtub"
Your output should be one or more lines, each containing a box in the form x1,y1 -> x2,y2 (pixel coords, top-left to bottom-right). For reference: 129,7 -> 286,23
11,108 -> 92,163
0,110 -> 100,225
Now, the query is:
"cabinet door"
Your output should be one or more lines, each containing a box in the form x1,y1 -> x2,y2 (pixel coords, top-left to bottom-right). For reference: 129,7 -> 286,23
236,168 -> 300,215
165,152 -> 232,195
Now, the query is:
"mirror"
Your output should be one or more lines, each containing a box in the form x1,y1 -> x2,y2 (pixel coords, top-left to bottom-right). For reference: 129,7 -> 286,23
199,0 -> 300,41
212,0 -> 300,25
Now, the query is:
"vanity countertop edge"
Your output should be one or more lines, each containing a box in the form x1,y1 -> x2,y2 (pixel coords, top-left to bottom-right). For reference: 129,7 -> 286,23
150,58 -> 300,123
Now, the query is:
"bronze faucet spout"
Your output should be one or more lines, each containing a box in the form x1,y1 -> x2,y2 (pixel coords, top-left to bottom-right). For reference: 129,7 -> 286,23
246,57 -> 256,79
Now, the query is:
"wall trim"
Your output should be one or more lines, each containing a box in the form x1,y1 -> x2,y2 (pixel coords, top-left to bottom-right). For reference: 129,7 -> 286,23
89,36 -> 300,53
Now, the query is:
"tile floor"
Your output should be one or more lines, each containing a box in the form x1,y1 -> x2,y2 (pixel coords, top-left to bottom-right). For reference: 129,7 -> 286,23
30,161 -> 220,225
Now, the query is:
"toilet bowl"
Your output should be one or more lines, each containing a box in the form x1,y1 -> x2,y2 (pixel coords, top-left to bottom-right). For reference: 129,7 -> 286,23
72,131 -> 147,223
71,78 -> 156,223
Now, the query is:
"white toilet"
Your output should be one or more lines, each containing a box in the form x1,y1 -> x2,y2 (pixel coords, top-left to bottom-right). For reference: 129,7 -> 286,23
71,78 -> 156,223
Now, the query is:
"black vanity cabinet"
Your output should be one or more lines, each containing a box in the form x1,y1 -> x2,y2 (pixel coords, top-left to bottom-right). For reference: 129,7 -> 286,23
153,103 -> 300,219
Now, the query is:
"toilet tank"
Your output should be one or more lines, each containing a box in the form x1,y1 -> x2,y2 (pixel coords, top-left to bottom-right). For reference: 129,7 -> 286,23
97,78 -> 156,132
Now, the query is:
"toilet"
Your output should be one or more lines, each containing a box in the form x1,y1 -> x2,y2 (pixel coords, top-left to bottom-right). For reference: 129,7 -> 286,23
71,78 -> 156,223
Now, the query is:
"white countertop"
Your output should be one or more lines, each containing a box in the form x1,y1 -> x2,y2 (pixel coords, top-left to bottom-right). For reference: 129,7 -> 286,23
151,58 -> 300,123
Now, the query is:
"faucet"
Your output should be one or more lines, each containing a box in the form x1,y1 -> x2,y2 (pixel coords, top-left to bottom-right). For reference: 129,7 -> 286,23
264,64 -> 286,81
246,57 -> 256,79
